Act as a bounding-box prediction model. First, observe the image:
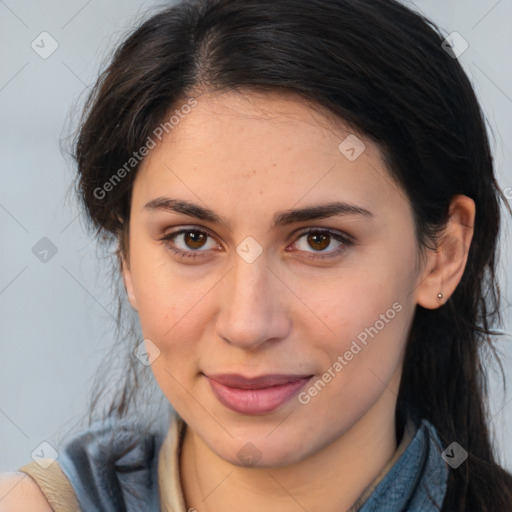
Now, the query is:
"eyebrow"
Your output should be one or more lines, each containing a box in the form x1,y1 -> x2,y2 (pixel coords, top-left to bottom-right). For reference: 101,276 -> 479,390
143,197 -> 373,230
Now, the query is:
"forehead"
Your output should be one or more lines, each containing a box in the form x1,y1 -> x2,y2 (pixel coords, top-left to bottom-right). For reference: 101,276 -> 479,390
133,90 -> 407,221
156,90 -> 365,158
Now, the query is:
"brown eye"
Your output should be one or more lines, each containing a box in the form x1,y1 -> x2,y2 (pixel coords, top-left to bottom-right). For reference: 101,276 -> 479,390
183,230 -> 208,250
160,228 -> 220,260
306,232 -> 331,251
291,228 -> 353,261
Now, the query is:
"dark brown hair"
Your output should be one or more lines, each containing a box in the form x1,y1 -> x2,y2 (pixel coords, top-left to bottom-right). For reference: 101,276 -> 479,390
72,0 -> 512,509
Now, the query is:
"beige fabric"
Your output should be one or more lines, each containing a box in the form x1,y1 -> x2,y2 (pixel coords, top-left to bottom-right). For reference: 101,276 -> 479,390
19,458 -> 81,512
158,414 -> 188,512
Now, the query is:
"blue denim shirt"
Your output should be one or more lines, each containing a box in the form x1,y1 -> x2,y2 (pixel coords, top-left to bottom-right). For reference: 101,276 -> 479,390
354,419 -> 448,511
49,413 -> 448,511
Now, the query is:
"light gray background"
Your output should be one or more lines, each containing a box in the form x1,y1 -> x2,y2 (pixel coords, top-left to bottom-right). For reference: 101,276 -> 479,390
1,0 -> 511,474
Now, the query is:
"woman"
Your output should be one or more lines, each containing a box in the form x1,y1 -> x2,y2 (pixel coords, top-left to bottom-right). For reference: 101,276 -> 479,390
2,0 -> 511,510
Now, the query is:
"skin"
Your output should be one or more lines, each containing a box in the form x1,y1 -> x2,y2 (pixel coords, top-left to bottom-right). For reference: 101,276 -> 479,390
118,90 -> 475,512
0,473 -> 52,511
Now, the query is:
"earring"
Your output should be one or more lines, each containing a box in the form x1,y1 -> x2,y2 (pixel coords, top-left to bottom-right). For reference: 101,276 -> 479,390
437,292 -> 444,302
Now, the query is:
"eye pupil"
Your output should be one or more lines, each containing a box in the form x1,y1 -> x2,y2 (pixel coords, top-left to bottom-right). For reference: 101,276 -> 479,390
307,232 -> 330,251
185,231 -> 207,249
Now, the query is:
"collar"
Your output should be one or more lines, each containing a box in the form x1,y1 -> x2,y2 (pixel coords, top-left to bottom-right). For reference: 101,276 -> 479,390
349,416 -> 448,511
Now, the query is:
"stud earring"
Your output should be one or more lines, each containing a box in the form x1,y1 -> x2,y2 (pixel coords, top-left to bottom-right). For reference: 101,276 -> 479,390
437,292 -> 444,301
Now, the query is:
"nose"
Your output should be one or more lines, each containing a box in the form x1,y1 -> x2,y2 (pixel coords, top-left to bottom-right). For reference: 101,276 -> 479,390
215,253 -> 291,351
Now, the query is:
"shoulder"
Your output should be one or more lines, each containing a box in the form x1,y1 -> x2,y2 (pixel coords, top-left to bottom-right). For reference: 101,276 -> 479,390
0,472 -> 52,511
3,414 -> 171,511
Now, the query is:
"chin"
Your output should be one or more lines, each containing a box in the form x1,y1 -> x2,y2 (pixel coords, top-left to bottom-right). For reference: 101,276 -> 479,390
211,434 -> 310,469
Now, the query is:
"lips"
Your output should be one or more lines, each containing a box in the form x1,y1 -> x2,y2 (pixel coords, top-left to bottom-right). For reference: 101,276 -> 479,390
204,373 -> 313,415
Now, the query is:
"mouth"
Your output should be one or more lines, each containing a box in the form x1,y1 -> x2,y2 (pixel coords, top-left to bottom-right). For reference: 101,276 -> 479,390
203,372 -> 313,415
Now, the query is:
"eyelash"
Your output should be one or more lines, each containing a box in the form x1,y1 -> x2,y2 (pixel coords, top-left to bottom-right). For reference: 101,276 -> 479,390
159,227 -> 354,261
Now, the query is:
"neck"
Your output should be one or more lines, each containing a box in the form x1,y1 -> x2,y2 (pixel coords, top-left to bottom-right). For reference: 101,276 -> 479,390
180,385 -> 400,512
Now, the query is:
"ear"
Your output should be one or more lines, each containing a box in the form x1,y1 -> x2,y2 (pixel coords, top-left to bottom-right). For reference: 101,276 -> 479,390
120,250 -> 138,311
415,195 -> 475,309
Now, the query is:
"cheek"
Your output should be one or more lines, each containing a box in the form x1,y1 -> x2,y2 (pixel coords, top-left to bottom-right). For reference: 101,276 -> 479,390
135,282 -> 206,357
302,252 -> 416,384
129,234 -> 190,319
304,269 -> 405,344
298,288 -> 411,429
128,244 -> 199,353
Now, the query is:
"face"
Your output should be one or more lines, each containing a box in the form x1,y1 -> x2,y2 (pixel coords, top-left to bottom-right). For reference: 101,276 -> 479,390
122,90 -> 426,468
